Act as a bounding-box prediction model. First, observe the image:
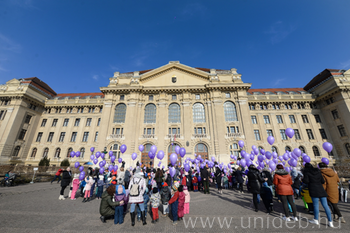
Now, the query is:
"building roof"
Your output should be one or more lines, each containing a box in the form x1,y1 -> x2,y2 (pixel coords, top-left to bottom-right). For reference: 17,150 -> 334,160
121,67 -> 226,75
21,77 -> 57,97
55,92 -> 104,99
247,88 -> 305,95
304,69 -> 345,91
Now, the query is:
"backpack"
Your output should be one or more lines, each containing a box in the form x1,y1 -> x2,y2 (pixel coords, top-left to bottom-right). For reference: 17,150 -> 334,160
129,178 -> 142,197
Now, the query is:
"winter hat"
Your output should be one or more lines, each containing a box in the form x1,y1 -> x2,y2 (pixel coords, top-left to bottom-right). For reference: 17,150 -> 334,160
172,181 -> 179,191
178,185 -> 183,192
276,164 -> 284,169
153,187 -> 158,194
135,166 -> 141,174
74,173 -> 79,179
162,182 -> 168,187
183,185 -> 188,190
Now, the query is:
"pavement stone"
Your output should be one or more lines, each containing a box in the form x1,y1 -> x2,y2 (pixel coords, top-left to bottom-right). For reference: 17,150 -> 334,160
0,182 -> 349,233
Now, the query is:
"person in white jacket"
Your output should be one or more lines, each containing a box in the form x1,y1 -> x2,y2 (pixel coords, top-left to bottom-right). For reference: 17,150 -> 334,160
128,167 -> 147,226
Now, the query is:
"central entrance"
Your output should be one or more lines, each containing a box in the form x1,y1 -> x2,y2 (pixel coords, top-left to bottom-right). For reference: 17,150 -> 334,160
167,143 -> 182,166
194,143 -> 208,160
141,143 -> 154,168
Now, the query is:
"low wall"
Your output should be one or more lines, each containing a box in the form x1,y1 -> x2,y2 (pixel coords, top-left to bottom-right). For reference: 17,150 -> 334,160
0,165 -> 88,177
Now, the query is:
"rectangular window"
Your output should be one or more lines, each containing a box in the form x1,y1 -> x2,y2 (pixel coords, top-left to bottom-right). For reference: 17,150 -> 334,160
294,129 -> 301,140
249,105 -> 255,110
302,115 -> 309,123
172,95 -> 177,100
120,95 -> 124,101
47,132 -> 54,142
147,128 -> 152,134
251,116 -> 257,124
36,132 -> 43,142
197,127 -> 203,134
52,119 -> 58,127
24,115 -> 32,124
289,115 -> 296,123
276,115 -> 283,123
319,129 -> 327,139
236,126 -> 239,133
306,129 -> 314,140
263,115 -> 270,124
195,94 -> 200,100
18,129 -> 27,140
280,129 -> 287,140
0,110 -> 6,120
71,132 -> 77,142
337,125 -> 347,137
331,109 -> 339,119
149,95 -> 153,101
325,97 -> 334,105
62,118 -> 68,127
82,132 -> 89,142
94,132 -> 98,142
86,118 -> 92,126
97,118 -> 101,126
225,93 -> 231,98
115,128 -> 121,134
230,126 -> 236,133
194,127 -> 197,134
59,132 -> 65,142
254,130 -> 261,140
266,130 -> 273,137
314,114 -> 321,123
41,119 -> 47,127
74,118 -> 80,126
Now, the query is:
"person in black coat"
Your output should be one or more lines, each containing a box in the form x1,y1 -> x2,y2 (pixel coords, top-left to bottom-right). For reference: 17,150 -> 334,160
247,165 -> 266,212
186,170 -> 192,191
302,163 -> 333,226
200,165 -> 210,194
235,167 -> 244,193
215,167 -> 223,194
59,167 -> 72,200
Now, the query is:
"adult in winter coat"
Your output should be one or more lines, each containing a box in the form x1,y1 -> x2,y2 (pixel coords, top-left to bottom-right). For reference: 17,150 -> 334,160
247,165 -> 266,212
100,185 -> 124,223
51,168 -> 63,184
128,167 -> 147,226
273,164 -> 298,221
302,163 -> 333,227
261,167 -> 273,186
215,167 -> 223,194
235,167 -> 244,193
200,164 -> 210,194
319,162 -> 345,223
186,170 -> 192,190
124,168 -> 131,190
59,167 -> 72,200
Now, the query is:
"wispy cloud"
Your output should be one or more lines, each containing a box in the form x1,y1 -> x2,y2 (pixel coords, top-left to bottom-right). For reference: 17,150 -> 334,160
265,21 -> 297,44
92,75 -> 99,80
340,59 -> 350,69
271,78 -> 286,87
0,33 -> 21,53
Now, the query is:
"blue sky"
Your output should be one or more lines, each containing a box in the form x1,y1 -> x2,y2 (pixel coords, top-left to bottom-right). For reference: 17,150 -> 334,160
1,0 -> 350,94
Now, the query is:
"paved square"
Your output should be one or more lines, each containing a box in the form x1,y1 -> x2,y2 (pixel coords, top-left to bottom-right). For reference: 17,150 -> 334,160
0,183 -> 349,232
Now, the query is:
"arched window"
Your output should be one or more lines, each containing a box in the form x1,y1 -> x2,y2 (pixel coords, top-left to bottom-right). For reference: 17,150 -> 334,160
31,148 -> 37,158
299,146 -> 306,154
230,143 -> 239,157
313,146 -> 320,157
168,143 -> 182,166
80,148 -> 85,158
13,146 -> 20,157
224,101 -> 238,121
54,148 -> 61,158
193,103 -> 206,123
271,146 -> 278,154
144,104 -> 156,123
142,143 -> 154,167
43,148 -> 49,157
168,103 -> 181,123
110,144 -> 121,158
195,143 -> 208,160
285,146 -> 291,152
345,143 -> 350,156
67,147 -> 73,157
258,146 -> 264,155
114,103 -> 127,123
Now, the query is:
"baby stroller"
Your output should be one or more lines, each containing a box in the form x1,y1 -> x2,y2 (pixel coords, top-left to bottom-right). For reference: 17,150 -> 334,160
4,173 -> 17,187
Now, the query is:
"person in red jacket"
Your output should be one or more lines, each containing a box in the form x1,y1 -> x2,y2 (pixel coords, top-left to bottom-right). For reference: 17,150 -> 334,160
178,184 -> 186,220
51,168 -> 63,184
192,175 -> 198,192
273,164 -> 298,221
168,181 -> 180,225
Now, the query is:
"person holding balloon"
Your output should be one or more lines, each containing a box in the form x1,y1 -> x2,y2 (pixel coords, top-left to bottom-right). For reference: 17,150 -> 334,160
247,164 -> 266,212
200,164 -> 210,194
59,167 -> 72,200
70,174 -> 80,200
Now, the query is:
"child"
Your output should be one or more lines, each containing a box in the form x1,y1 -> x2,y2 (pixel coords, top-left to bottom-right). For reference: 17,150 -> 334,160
79,178 -> 86,197
70,174 -> 80,200
83,176 -> 94,202
228,174 -> 232,189
301,184 -> 314,214
150,187 -> 161,223
123,188 -> 129,215
192,175 -> 198,192
168,181 -> 180,225
183,185 -> 190,214
137,187 -> 149,222
114,185 -> 127,224
223,174 -> 229,189
178,185 -> 185,220
260,182 -> 273,213
96,175 -> 105,199
160,182 -> 171,217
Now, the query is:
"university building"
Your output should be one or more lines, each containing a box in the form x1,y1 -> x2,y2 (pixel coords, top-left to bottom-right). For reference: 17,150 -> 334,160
0,61 -> 349,167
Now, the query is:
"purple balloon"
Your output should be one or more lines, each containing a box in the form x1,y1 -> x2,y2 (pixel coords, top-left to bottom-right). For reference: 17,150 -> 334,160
267,136 -> 275,145
303,155 -> 311,163
230,154 -> 234,159
272,152 -> 278,159
283,153 -> 289,161
211,156 -> 215,162
102,160 -> 106,166
240,159 -> 247,167
150,145 -> 157,154
293,148 -> 301,157
101,153 -> 105,159
269,162 -> 276,170
79,166 -> 84,172
179,148 -> 186,158
321,157 -> 329,165
108,151 -> 113,156
120,144 -> 127,154
260,149 -> 265,155
253,149 -> 259,155
95,152 -> 101,158
70,151 -> 75,157
99,161 -> 103,168
258,155 -> 264,162
322,142 -> 333,153
240,150 -> 246,157
131,152 -> 137,160
157,150 -> 165,160
148,151 -> 155,159
273,158 -> 278,164
265,151 -> 272,160
259,161 -> 265,168
175,145 -> 180,154
250,154 -> 254,161
90,147 -> 95,152
114,165 -> 118,172
170,153 -> 177,166
252,145 -> 257,150
139,144 -> 144,152
75,162 -> 80,168
246,160 -> 252,167
111,155 -> 116,163
238,140 -> 244,148
285,128 -> 294,138
290,159 -> 297,167
90,155 -> 94,160
99,167 -> 104,175
108,165 -> 113,171
75,151 -> 81,157
93,159 -> 98,165
79,174 -> 85,181
237,160 -> 240,166
169,167 -> 176,177
118,158 -> 122,163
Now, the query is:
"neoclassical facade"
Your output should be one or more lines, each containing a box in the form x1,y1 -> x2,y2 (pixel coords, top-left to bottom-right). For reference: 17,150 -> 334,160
0,61 -> 349,167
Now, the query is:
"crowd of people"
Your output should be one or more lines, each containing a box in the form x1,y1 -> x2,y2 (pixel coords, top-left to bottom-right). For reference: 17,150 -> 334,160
54,160 -> 347,228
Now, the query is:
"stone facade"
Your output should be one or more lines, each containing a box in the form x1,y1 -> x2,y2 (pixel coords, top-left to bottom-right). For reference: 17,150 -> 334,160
0,62 -> 349,168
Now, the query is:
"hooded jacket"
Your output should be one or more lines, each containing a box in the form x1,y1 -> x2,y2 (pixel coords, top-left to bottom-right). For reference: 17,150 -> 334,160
302,167 -> 327,198
320,168 -> 339,203
128,173 -> 146,203
273,169 -> 293,196
247,167 -> 265,194
99,191 -> 121,216
235,169 -> 244,183
61,170 -> 72,187
160,186 -> 171,204
261,168 -> 273,186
